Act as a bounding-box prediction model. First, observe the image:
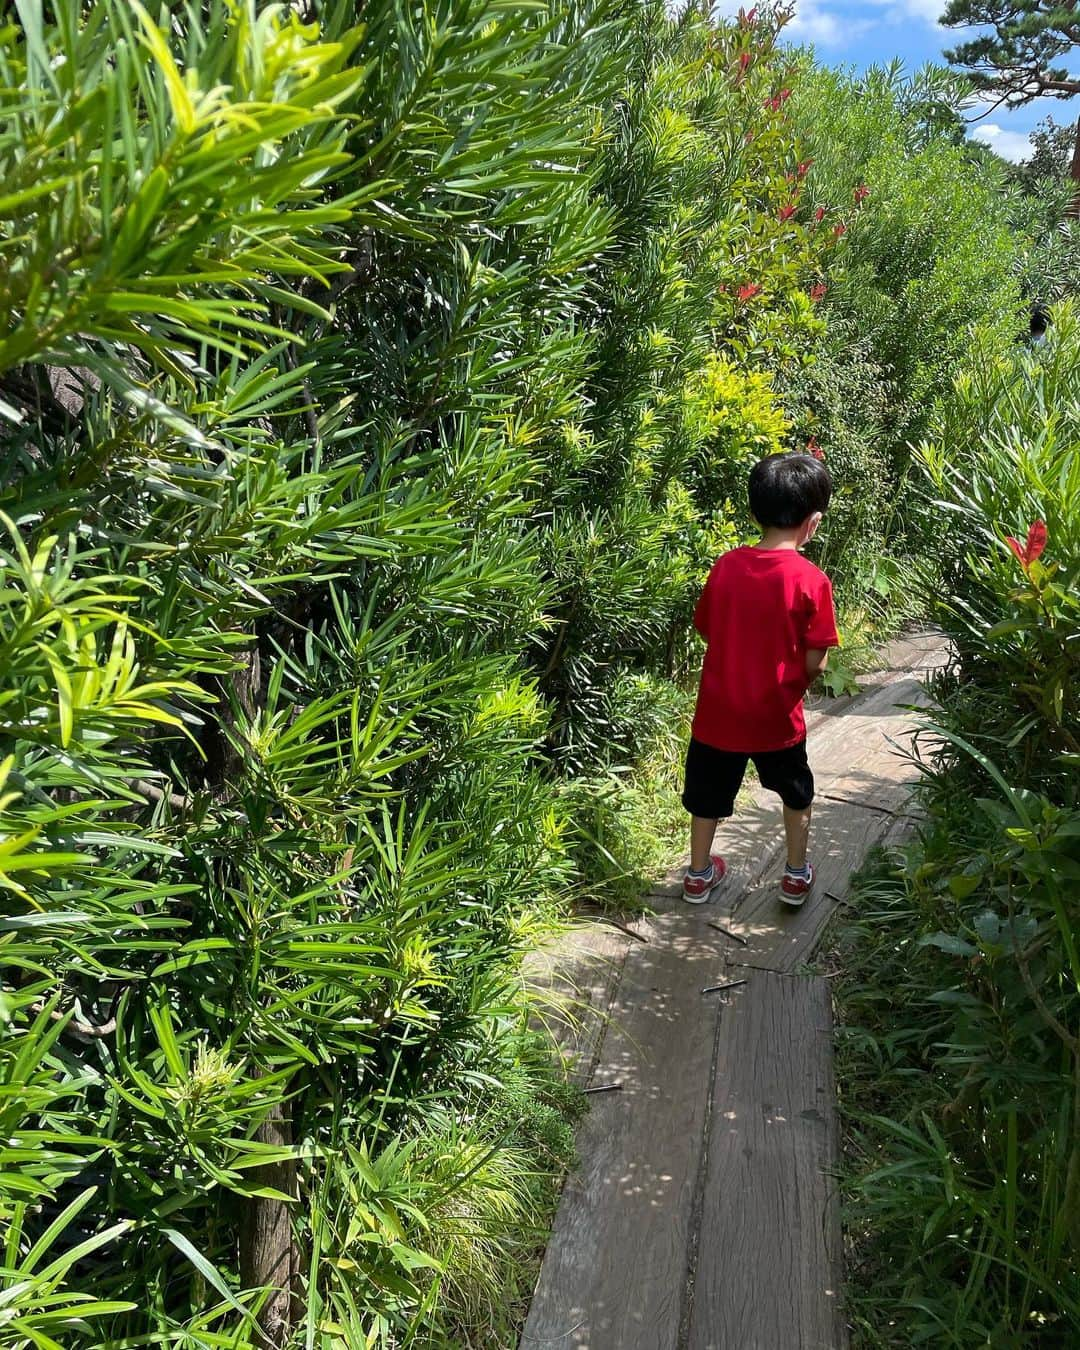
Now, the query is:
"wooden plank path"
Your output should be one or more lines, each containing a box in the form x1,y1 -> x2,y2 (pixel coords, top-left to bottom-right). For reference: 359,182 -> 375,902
521,632 -> 947,1350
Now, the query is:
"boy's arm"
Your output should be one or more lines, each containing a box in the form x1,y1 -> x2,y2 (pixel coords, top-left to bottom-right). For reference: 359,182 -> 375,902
803,574 -> 840,680
805,647 -> 830,680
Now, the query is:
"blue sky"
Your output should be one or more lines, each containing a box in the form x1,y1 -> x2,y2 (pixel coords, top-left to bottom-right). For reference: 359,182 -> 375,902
716,0 -> 1072,161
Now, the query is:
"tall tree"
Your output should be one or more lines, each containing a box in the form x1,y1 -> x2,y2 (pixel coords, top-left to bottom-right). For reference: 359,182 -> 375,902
942,1 -> 1080,205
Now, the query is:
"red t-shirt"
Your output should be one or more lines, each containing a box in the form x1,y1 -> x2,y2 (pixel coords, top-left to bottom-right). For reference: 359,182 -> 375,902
691,546 -> 840,753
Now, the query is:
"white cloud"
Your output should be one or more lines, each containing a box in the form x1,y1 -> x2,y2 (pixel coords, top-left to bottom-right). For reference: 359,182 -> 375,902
788,1 -> 869,44
883,0 -> 944,24
972,122 -> 1033,163
709,0 -> 940,46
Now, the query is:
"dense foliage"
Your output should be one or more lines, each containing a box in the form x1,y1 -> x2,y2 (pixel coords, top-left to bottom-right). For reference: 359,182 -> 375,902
0,2 -> 850,1345
787,61 -> 1028,608
834,309 -> 1080,1346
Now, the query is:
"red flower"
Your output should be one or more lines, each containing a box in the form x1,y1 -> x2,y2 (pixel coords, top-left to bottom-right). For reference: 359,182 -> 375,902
814,205 -> 826,223
737,283 -> 762,301
765,95 -> 780,112
797,159 -> 814,177
809,283 -> 827,302
807,436 -> 825,461
853,183 -> 870,203
738,51 -> 752,73
1005,520 -> 1048,570
778,203 -> 796,222
833,222 -> 847,238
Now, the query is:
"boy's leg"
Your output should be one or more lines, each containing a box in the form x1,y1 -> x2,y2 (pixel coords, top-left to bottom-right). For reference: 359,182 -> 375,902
690,815 -> 720,872
783,802 -> 812,870
752,741 -> 816,900
681,739 -> 745,901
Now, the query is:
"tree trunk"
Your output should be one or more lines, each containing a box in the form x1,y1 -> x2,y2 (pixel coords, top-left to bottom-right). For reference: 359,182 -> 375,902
1068,115 -> 1080,219
222,644 -> 262,782
239,1087 -> 298,1347
222,646 -> 300,1344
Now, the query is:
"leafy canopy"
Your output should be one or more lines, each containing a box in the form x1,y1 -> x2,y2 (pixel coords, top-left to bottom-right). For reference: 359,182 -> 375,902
942,0 -> 1080,103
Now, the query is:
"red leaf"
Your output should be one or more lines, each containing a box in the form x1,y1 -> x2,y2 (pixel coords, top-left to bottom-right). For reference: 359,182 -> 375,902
1004,536 -> 1026,566
814,205 -> 826,222
853,184 -> 870,203
1025,519 -> 1047,563
737,283 -> 762,301
809,283 -> 827,302
778,203 -> 796,221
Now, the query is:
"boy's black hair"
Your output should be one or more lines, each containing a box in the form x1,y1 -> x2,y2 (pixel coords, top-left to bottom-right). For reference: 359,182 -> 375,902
748,451 -> 832,529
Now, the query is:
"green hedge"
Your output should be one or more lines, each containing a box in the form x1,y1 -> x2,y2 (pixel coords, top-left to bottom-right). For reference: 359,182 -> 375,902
835,306 -> 1080,1346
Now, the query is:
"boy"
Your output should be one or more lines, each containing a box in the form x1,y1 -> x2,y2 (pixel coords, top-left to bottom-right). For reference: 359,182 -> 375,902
681,451 -> 839,908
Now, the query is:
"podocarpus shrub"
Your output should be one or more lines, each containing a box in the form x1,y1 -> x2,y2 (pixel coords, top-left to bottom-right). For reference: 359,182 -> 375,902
0,2 -> 609,1343
0,2 -> 846,1346
835,306 -> 1080,1346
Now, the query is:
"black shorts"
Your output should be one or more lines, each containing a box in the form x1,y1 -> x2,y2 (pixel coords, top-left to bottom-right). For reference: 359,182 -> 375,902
682,737 -> 814,818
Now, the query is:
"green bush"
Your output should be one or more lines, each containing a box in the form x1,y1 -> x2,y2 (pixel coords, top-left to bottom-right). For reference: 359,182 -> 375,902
786,59 -> 1027,612
835,304 -> 1080,1347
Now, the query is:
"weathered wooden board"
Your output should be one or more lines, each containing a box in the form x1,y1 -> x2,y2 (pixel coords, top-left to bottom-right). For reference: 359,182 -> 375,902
525,925 -> 633,1087
881,629 -> 950,675
687,970 -> 845,1350
722,799 -> 889,972
814,678 -> 932,816
520,908 -> 725,1350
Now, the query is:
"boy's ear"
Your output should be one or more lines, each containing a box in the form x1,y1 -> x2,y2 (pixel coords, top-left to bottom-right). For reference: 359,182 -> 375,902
799,511 -> 823,548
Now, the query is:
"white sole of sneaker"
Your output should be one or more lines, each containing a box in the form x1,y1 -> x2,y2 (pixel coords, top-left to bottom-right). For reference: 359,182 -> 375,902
779,890 -> 810,909
681,876 -> 725,905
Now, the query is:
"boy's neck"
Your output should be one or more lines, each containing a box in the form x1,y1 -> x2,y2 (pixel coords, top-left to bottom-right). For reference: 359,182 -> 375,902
755,528 -> 802,552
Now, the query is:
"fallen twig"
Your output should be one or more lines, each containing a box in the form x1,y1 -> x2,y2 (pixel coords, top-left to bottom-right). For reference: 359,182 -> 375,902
604,918 -> 648,944
583,1082 -> 623,1095
701,979 -> 748,996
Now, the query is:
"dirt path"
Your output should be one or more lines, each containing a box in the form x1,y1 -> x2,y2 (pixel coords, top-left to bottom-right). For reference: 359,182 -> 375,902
521,632 -> 948,1350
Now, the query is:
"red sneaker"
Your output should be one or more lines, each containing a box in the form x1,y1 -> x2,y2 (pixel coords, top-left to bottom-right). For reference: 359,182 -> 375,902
780,860 -> 815,907
682,855 -> 727,905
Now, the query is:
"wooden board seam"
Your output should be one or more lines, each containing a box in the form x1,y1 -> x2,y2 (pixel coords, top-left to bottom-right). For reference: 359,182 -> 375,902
581,941 -> 633,1087
677,983 -> 729,1350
